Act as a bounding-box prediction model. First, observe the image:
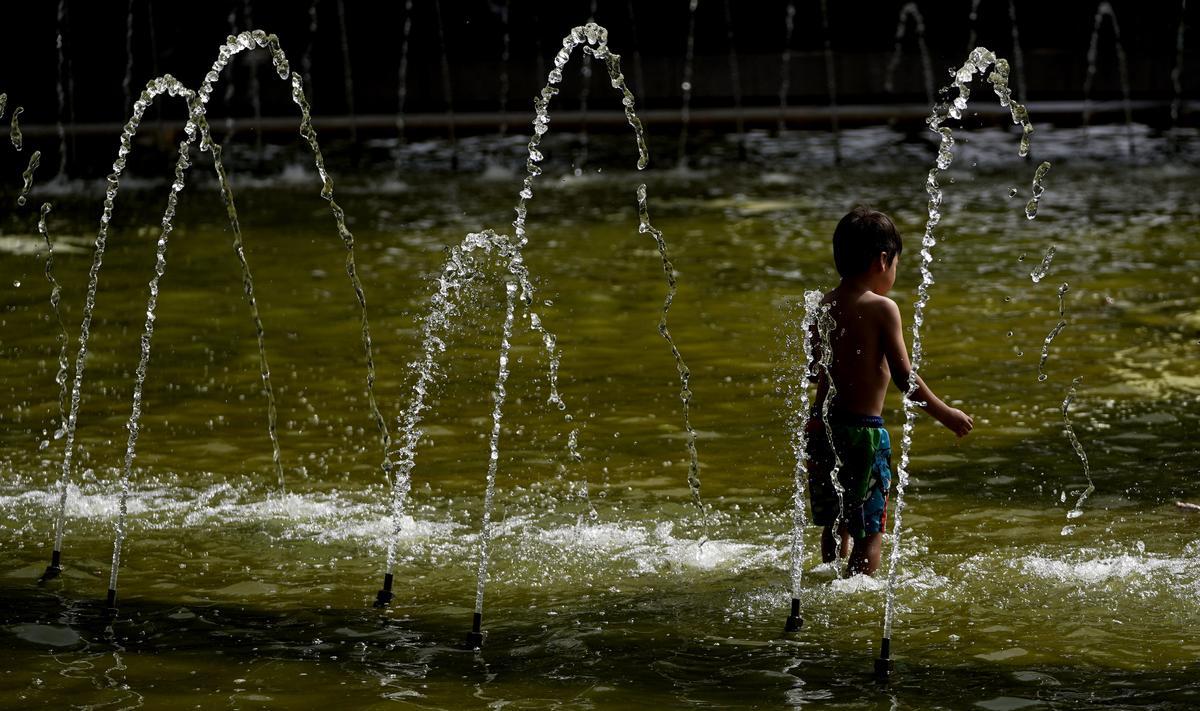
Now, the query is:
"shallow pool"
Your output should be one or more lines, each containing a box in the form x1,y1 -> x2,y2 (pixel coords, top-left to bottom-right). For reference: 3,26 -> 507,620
2,125 -> 1199,708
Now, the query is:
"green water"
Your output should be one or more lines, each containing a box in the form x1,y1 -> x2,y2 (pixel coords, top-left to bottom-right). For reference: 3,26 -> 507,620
2,130 -> 1199,708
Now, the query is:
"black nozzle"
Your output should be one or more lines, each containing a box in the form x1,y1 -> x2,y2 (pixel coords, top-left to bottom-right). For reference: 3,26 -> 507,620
784,597 -> 803,632
374,573 -> 394,608
38,550 -> 63,584
105,588 -> 119,616
874,637 -> 894,681
465,611 -> 485,649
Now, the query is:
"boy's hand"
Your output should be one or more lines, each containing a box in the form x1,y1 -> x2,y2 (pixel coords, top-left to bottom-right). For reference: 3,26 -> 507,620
939,407 -> 974,438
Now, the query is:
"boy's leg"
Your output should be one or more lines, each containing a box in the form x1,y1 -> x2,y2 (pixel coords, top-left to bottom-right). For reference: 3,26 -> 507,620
821,524 -> 853,563
821,525 -> 836,563
846,532 -> 883,576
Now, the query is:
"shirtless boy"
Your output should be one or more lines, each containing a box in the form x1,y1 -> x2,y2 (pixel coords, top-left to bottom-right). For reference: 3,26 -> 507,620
807,206 -> 973,577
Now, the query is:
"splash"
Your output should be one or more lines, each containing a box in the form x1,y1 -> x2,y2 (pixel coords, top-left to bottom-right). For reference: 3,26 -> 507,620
10,106 -> 24,150
1024,161 -> 1051,219
0,93 -> 6,119
968,1 -> 1030,105
108,75 -> 201,605
880,47 -> 1041,647
782,291 -> 822,622
1061,377 -> 1095,533
48,31 -> 390,592
1030,245 -> 1056,282
814,301 -> 846,563
37,203 -> 71,443
377,230 -> 570,602
637,184 -> 704,525
470,281 -> 519,644
1036,283 -> 1069,382
17,150 -> 41,207
573,0 -> 599,175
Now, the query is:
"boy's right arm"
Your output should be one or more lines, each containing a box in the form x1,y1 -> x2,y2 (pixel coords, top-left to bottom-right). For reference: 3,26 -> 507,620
878,299 -> 973,437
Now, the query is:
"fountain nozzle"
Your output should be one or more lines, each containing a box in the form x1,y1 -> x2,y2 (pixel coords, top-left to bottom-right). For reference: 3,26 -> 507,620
105,588 -> 119,616
784,597 -> 803,632
465,612 -> 485,649
38,550 -> 63,584
373,573 -> 394,608
874,637 -> 894,681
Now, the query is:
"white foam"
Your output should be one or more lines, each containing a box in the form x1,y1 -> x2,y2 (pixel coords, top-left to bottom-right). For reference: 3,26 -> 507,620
1018,553 -> 1192,584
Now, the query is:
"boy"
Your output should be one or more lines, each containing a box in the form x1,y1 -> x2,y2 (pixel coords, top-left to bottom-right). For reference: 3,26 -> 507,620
807,206 -> 973,577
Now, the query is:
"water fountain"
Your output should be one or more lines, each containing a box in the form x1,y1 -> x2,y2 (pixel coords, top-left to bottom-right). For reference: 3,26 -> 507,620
573,0 -> 600,175
871,47 -> 1042,679
777,2 -> 796,133
624,0 -> 646,106
335,0 -> 357,143
2,6 -> 1197,708
966,0 -> 1028,105
677,0 -> 699,168
495,0 -> 511,139
301,0 -> 321,104
433,0 -> 458,169
54,0 -> 76,178
17,151 -> 40,206
721,0 -> 746,159
35,32 -> 392,602
37,203 -> 70,449
394,0 -> 414,158
884,3 -> 935,110
9,105 -> 23,150
372,22 -> 705,648
819,0 -> 842,162
781,291 -> 820,631
1170,0 -> 1189,127
1083,2 -> 1135,155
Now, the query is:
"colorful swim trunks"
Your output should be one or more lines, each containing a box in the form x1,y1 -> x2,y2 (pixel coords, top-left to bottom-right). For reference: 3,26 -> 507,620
806,412 -> 892,540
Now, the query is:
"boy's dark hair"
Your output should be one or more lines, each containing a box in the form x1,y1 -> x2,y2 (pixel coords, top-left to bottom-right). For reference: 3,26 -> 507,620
832,205 -> 903,278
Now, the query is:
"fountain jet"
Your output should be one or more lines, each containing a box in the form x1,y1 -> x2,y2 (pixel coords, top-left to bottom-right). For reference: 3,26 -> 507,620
876,47 -> 1043,681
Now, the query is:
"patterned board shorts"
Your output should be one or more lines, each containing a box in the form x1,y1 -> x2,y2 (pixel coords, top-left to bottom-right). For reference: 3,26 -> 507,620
807,413 -> 893,540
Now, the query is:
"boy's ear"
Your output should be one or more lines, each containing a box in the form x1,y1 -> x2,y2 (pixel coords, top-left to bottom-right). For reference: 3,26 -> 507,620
876,251 -> 889,271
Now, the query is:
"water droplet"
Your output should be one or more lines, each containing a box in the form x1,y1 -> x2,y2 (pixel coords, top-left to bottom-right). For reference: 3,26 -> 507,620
1006,331 -> 1013,337
12,280 -> 20,288
1037,374 -> 1048,382
680,81 -> 692,91
1008,188 -> 1018,197
1018,252 -> 1026,262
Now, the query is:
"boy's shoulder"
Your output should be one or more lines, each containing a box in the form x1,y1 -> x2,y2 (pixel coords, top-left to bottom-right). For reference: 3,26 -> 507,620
825,287 -> 900,320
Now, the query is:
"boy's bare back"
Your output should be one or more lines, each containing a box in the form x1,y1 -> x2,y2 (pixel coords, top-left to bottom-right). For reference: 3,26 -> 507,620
819,286 -> 896,418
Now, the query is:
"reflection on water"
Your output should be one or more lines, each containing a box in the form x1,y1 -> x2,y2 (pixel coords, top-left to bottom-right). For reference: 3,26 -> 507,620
2,125 -> 1199,707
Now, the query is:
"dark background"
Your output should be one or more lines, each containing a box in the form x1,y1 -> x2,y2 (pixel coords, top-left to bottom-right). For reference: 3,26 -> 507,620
0,0 -> 1191,118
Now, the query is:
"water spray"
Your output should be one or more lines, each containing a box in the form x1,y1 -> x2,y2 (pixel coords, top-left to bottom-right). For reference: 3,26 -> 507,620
782,290 -> 822,631
875,46 -> 1042,681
